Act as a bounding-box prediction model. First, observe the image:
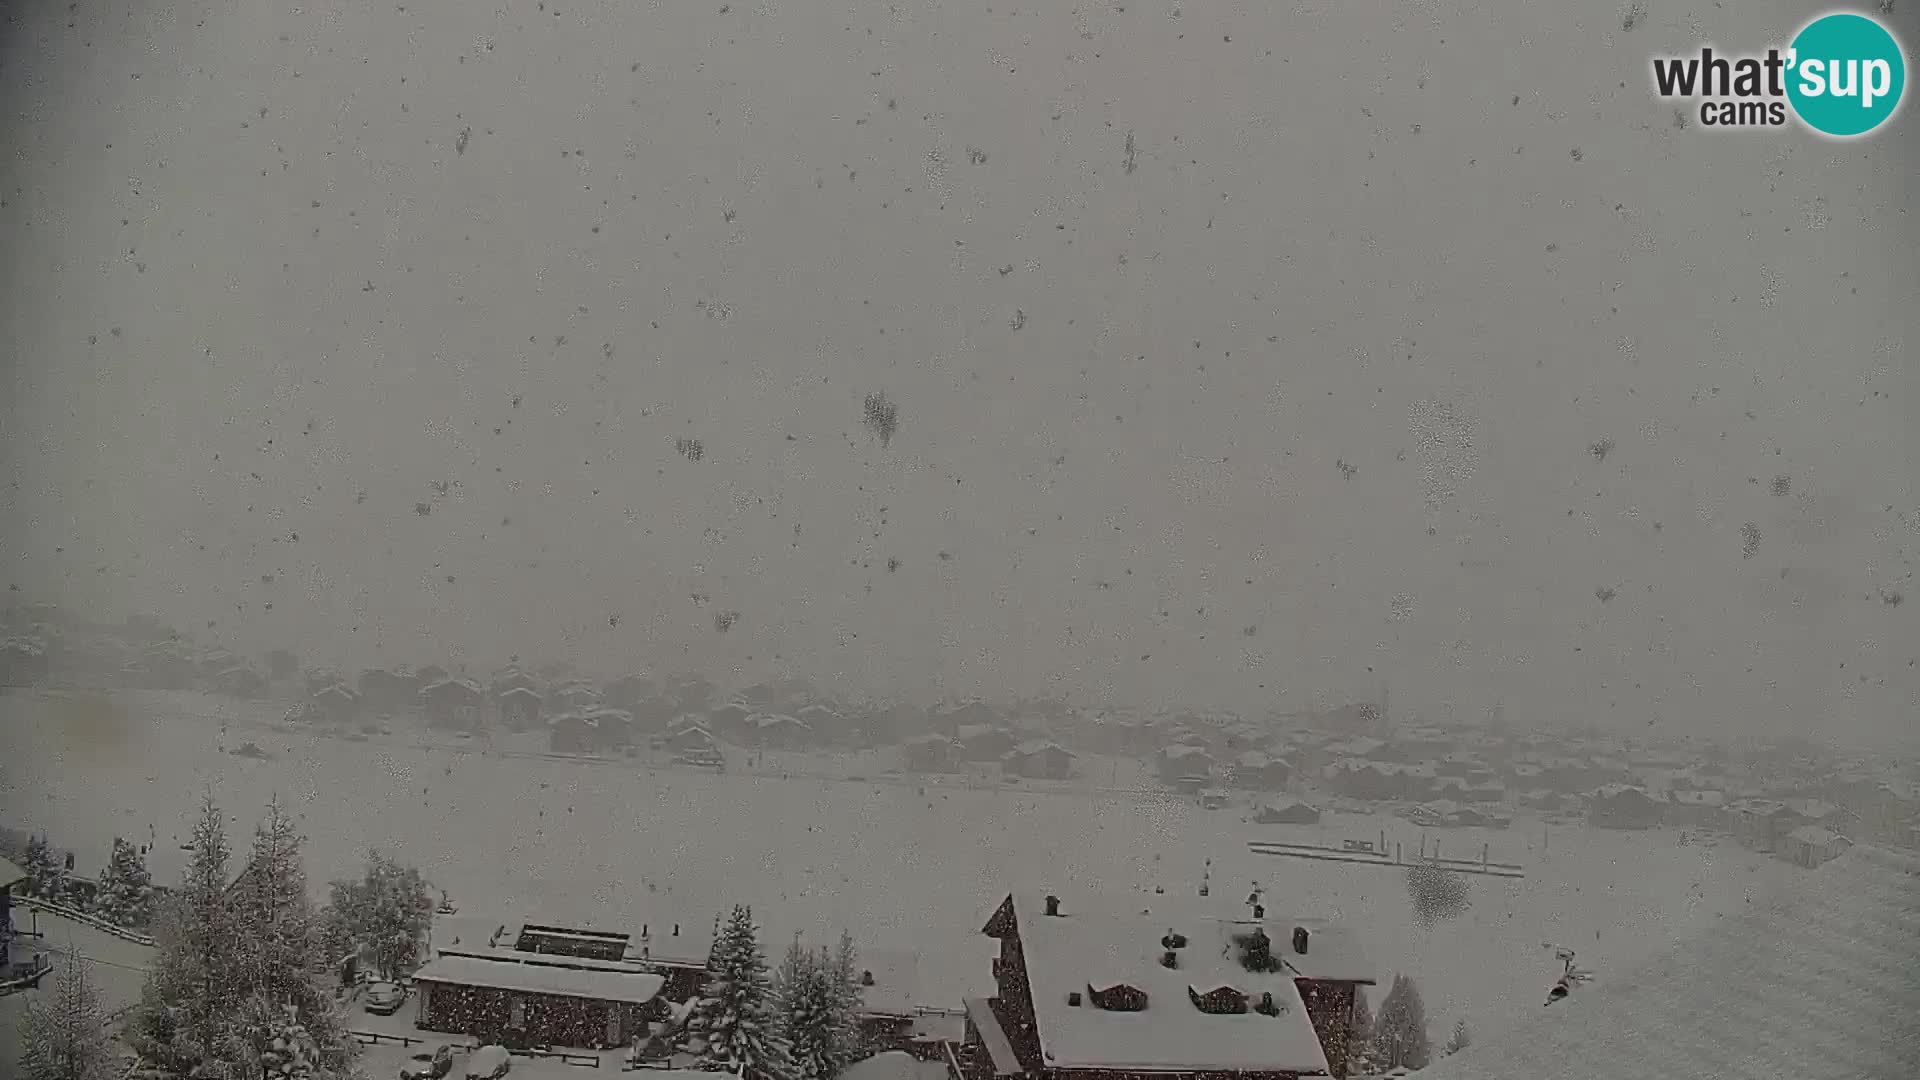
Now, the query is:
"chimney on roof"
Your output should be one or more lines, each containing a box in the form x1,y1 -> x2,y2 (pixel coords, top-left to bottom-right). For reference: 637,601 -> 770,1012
1160,950 -> 1178,969
1291,927 -> 1309,955
1044,895 -> 1061,917
1253,903 -> 1265,920
1255,991 -> 1279,1017
861,969 -> 875,987
1067,991 -> 1083,1007
673,924 -> 680,936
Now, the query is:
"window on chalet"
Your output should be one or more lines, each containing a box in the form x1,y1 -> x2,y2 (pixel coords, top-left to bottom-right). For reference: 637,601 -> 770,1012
1086,981 -> 1148,1011
1188,984 -> 1249,1015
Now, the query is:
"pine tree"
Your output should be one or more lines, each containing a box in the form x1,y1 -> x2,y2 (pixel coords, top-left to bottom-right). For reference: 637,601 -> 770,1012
1345,985 -> 1378,1076
236,998 -> 322,1080
824,931 -> 865,1070
94,836 -> 156,929
18,949 -> 115,1080
22,833 -> 65,901
1371,974 -> 1431,1072
322,850 -> 433,980
129,794 -> 242,1079
775,943 -> 838,1080
688,905 -> 793,1080
1442,1017 -> 1471,1056
230,797 -> 354,1077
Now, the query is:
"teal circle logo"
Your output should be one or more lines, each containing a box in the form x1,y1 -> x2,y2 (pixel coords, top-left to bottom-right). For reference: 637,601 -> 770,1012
1786,12 -> 1906,137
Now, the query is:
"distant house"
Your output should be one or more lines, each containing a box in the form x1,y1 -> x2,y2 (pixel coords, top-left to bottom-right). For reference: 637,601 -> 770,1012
1777,826 -> 1852,869
358,668 -> 420,713
1253,799 -> 1322,826
1588,785 -> 1666,830
420,677 -> 485,732
1725,799 -> 1793,851
659,722 -> 718,755
1517,788 -> 1572,813
748,713 -> 813,750
1003,740 -> 1075,780
215,665 -> 268,699
308,684 -> 361,725
491,667 -> 540,697
556,682 -> 605,713
1158,744 -> 1217,784
794,704 -> 847,741
957,725 -> 1018,763
1781,798 -> 1860,837
548,708 -> 633,754
413,664 -> 451,690
1231,751 -> 1293,791
1665,788 -> 1726,826
900,734 -> 960,774
497,686 -> 543,731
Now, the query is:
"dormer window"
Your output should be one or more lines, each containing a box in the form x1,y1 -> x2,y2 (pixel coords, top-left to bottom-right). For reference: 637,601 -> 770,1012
1087,982 -> 1149,1012
1189,984 -> 1250,1015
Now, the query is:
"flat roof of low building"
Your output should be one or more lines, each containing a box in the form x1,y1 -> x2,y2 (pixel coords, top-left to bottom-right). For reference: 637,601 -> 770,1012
412,954 -> 664,1005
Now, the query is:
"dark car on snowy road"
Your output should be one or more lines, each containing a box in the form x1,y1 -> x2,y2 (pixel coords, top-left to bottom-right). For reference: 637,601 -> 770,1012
365,980 -> 409,1015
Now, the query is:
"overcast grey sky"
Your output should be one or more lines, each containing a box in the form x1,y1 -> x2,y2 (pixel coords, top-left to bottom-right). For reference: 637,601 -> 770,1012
1,0 -> 1913,741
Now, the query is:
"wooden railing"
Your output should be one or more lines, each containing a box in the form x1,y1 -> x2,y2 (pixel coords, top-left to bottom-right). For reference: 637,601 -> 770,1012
15,895 -> 158,947
350,1030 -> 428,1048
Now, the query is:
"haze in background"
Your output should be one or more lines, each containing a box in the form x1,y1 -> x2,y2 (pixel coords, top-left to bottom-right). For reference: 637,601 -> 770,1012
1,0 -> 1914,742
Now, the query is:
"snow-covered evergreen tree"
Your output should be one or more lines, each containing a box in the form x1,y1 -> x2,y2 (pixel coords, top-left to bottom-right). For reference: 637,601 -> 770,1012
1442,1017 -> 1471,1056
18,949 -> 115,1080
230,797 -> 354,1076
235,998 -> 323,1080
128,794 -> 242,1079
775,942 -> 838,1080
94,836 -> 156,929
22,833 -> 65,901
322,850 -> 433,979
687,905 -> 793,1080
824,931 -> 865,1069
1345,985 -> 1379,1076
1371,973 -> 1432,1072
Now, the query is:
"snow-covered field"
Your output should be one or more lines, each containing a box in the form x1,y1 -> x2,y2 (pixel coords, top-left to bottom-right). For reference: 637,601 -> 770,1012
0,688 -> 1806,1041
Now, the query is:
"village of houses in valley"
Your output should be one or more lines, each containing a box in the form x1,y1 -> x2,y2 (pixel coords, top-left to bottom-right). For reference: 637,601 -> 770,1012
3,603 -> 1918,1080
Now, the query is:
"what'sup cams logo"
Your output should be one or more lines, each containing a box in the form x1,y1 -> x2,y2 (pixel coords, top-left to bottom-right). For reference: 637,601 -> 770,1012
1652,10 -> 1907,136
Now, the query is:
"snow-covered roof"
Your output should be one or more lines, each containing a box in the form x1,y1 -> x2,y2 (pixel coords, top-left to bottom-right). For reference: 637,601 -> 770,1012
1415,844 -> 1920,1080
989,892 -> 1354,1073
0,855 -> 24,891
1784,825 -> 1849,846
1010,738 -> 1071,757
411,953 -> 665,1004
855,942 -> 994,1017
835,1051 -> 950,1080
418,676 -> 484,700
498,685 -> 542,701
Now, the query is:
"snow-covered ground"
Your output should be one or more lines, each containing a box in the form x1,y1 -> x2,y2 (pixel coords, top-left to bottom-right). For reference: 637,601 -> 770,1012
0,688 -> 1808,1043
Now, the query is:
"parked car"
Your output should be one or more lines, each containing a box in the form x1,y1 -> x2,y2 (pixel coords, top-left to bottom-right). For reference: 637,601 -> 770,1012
398,1044 -> 453,1080
466,1045 -> 511,1080
365,981 -> 408,1015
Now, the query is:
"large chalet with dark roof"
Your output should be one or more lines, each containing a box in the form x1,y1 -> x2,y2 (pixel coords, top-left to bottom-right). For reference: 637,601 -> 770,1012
960,892 -> 1375,1080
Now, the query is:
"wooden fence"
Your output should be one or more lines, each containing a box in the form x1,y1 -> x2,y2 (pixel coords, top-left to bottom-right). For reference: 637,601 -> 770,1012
351,1033 -> 604,1069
